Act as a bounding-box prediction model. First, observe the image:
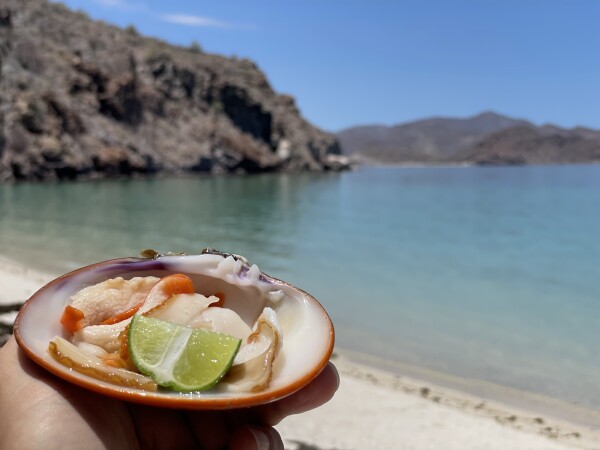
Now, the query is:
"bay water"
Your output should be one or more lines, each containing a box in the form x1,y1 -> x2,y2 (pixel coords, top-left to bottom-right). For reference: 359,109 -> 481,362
1,165 -> 599,412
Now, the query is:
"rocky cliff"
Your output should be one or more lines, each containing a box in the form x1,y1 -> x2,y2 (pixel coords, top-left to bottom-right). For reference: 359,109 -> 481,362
0,0 -> 344,181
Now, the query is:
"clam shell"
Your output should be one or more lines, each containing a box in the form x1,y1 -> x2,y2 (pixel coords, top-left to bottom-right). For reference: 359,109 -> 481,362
14,252 -> 334,409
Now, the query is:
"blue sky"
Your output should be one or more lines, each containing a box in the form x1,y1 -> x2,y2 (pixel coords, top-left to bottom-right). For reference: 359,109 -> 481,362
56,0 -> 599,132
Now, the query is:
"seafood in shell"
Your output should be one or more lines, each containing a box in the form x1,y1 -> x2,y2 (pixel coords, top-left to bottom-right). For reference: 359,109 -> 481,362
14,249 -> 335,409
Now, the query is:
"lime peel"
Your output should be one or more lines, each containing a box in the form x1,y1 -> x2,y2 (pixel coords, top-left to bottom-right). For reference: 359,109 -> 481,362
128,314 -> 241,391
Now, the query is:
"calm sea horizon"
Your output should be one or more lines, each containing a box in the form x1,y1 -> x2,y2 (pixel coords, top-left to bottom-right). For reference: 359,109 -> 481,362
1,165 -> 599,413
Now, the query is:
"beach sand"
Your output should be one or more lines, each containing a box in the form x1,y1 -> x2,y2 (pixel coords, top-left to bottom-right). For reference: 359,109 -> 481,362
278,352 -> 600,450
1,256 -> 598,450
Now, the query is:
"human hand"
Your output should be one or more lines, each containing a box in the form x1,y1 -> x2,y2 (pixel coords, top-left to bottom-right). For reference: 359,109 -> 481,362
0,337 -> 339,450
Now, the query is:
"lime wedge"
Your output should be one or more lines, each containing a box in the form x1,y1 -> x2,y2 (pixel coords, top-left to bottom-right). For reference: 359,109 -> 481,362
128,314 -> 241,391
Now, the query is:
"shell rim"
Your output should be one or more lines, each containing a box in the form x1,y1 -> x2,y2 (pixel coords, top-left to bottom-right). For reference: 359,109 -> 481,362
13,256 -> 335,410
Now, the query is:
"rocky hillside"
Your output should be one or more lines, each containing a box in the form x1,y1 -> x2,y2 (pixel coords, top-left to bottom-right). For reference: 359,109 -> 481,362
337,112 -> 529,163
338,112 -> 600,166
459,125 -> 600,165
0,0 -> 345,181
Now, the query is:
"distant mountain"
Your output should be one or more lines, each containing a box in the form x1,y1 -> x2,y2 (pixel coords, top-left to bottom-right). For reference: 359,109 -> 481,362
460,125 -> 600,166
337,112 -> 531,163
337,112 -> 600,165
0,0 -> 346,181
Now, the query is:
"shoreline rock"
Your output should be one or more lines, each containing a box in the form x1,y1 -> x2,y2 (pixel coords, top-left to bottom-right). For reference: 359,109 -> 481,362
0,0 -> 348,181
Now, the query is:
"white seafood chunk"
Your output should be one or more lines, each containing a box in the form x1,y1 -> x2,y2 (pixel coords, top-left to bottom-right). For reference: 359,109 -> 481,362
188,306 -> 252,341
70,276 -> 159,327
137,274 -> 194,313
143,291 -> 252,340
75,282 -> 210,352
222,307 -> 282,392
145,293 -> 218,325
74,320 -> 129,352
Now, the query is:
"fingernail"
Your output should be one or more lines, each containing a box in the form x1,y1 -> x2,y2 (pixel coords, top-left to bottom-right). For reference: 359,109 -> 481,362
248,426 -> 271,450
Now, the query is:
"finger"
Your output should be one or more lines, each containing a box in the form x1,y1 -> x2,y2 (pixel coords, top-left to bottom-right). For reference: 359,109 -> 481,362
127,404 -> 198,450
255,362 -> 339,425
230,425 -> 284,450
184,411 -> 233,450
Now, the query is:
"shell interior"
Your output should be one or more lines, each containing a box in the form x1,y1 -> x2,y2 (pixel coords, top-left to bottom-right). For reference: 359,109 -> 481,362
14,253 -> 334,408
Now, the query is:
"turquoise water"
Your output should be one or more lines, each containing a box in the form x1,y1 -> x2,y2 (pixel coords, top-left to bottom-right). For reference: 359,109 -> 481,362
1,166 -> 599,410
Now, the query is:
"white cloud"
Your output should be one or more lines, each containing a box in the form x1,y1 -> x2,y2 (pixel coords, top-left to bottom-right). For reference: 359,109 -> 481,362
93,0 -> 144,10
94,0 -> 126,6
160,14 -> 234,29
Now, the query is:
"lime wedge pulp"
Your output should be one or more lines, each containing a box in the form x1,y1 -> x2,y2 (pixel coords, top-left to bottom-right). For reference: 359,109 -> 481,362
128,314 -> 241,391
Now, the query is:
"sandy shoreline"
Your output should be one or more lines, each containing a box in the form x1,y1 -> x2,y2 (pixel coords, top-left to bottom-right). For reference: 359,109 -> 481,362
1,255 -> 599,449
339,348 -> 600,430
278,351 -> 600,450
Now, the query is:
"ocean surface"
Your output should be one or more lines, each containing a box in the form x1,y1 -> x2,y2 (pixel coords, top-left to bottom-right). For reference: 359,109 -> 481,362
1,165 -> 599,411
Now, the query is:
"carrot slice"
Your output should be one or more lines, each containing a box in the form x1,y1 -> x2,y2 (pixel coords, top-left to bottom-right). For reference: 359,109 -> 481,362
118,325 -> 131,362
99,274 -> 194,325
99,304 -> 142,326
102,355 -> 125,368
101,351 -> 137,371
60,305 -> 85,334
213,292 -> 225,307
142,274 -> 196,316
157,274 -> 196,297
